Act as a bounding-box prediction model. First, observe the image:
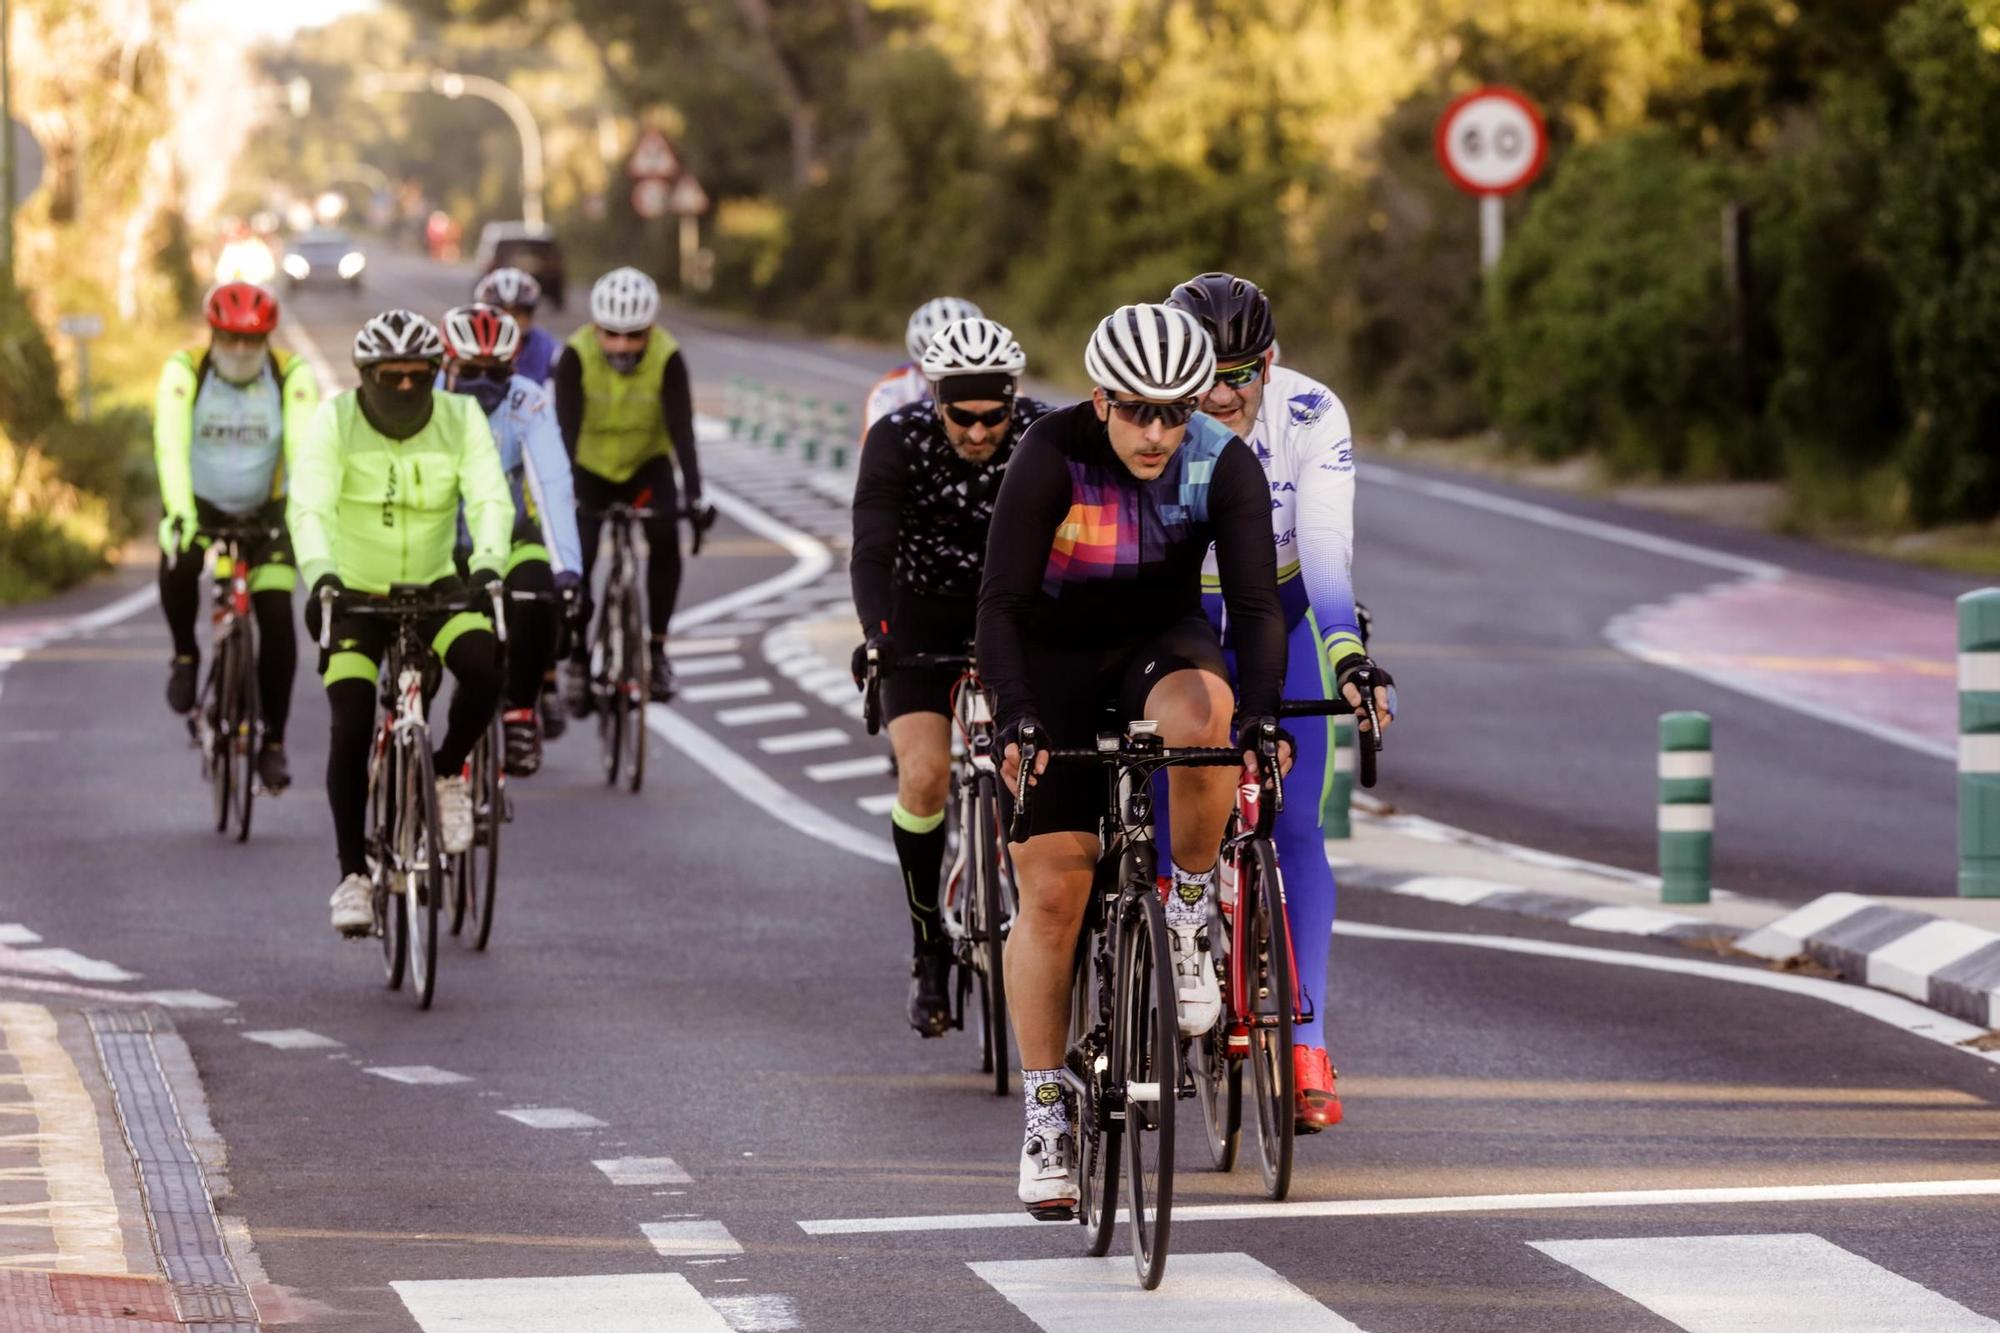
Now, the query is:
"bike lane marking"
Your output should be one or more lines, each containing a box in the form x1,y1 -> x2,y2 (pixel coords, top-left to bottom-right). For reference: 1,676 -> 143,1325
972,1253 -> 1365,1331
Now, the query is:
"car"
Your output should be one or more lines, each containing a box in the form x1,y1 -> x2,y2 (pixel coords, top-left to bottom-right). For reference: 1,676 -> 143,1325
474,222 -> 565,310
281,228 -> 367,294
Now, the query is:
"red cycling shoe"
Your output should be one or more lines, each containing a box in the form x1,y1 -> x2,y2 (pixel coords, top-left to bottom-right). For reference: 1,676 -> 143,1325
1294,1045 -> 1343,1132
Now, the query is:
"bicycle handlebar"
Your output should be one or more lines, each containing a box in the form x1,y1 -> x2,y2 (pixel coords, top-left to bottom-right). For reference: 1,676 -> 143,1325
315,584 -> 510,650
1278,693 -> 1382,789
578,501 -> 720,555
858,646 -> 978,735
1005,723 -> 1266,843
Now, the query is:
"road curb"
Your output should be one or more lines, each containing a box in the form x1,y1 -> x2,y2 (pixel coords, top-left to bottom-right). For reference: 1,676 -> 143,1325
1339,864 -> 1748,948
1739,894 -> 2000,1030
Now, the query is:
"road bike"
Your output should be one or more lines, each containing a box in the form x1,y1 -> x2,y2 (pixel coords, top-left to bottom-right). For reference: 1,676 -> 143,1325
581,501 -> 713,793
1011,720 -> 1280,1289
1192,681 -> 1387,1199
185,518 -> 281,843
861,646 -> 1016,1095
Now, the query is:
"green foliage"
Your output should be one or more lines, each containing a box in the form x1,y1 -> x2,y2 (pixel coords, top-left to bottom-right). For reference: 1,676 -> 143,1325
0,434 -> 114,605
0,287 -> 66,443
1486,130 -> 1761,478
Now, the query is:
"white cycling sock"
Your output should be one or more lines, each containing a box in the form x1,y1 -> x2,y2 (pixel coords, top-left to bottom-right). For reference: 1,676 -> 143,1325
1022,1068 -> 1069,1139
1164,862 -> 1215,929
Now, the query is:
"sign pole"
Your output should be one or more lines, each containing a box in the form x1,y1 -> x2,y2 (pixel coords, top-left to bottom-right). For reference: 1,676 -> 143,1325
2,0 -> 15,293
1479,194 -> 1504,272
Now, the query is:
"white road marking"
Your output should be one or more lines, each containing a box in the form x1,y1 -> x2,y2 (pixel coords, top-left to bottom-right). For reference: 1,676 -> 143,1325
715,701 -> 809,726
643,1219 -> 744,1257
1565,905 -> 1703,936
1866,920 -> 1998,1003
680,620 -> 771,637
0,925 -> 41,944
675,655 -> 748,677
242,1029 -> 342,1050
1382,876 -> 1508,906
803,755 -> 893,782
799,1176 -> 2000,1236
666,637 -> 742,657
393,1272 -> 733,1332
794,667 -> 852,695
708,1294 -> 801,1331
673,480 -> 832,633
0,1003 -> 129,1272
593,1156 -> 692,1185
14,948 -> 136,983
365,1066 -> 471,1085
856,793 -> 899,816
646,706 -> 895,866
680,679 -> 773,703
1333,919 -> 2000,1067
1530,1233 -> 2000,1332
499,1106 -> 605,1128
134,989 -> 234,1009
970,1254 -> 1365,1331
756,729 -> 851,754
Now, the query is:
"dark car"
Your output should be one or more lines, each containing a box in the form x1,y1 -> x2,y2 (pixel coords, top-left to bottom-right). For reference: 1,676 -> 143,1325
475,222 -> 565,310
281,228 -> 367,293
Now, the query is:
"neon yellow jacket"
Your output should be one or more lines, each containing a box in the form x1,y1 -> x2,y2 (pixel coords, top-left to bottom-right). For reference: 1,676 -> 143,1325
287,390 -> 512,595
565,324 -> 679,483
153,345 -> 319,544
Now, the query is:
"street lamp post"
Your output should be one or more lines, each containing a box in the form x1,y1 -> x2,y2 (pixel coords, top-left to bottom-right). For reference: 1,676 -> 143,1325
361,68 -> 545,231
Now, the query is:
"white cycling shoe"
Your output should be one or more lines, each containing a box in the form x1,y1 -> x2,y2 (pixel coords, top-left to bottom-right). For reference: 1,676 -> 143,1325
329,874 -> 372,937
1017,1127 -> 1078,1221
1169,923 -> 1222,1038
436,774 -> 473,854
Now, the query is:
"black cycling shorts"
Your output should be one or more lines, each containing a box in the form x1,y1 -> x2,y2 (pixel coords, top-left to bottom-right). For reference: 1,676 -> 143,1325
882,592 -> 974,724
1007,615 -> 1229,838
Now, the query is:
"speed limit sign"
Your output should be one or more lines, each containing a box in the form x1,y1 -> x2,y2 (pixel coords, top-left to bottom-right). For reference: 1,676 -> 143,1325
1435,86 -> 1546,197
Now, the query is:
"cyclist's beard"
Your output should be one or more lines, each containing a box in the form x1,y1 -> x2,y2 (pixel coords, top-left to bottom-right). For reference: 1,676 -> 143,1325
358,379 -> 435,440
210,345 -> 265,384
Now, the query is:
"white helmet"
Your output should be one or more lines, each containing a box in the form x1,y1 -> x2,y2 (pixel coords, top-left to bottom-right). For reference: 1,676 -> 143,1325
1084,303 -> 1215,401
474,266 -> 543,310
919,318 -> 1026,381
353,308 -> 445,367
904,295 -> 983,363
590,267 -> 660,334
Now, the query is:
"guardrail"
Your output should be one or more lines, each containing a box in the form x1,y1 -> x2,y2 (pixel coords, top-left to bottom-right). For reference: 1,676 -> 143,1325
726,378 -> 859,470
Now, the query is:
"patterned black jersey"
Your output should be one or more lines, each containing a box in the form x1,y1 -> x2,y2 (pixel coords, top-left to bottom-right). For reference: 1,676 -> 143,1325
850,396 -> 1054,634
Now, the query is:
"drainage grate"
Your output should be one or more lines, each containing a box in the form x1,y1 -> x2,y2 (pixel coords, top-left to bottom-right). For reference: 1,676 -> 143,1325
88,1008 -> 261,1329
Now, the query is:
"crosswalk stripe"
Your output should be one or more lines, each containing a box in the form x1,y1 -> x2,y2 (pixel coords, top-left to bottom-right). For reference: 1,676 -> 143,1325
1531,1233 -> 2000,1332
756,729 -> 852,754
969,1254 -> 1365,1332
708,1293 -> 801,1331
498,1106 -> 605,1128
804,755 -> 893,782
716,702 -> 808,726
681,679 -> 773,703
643,1219 -> 744,1257
393,1272 -> 733,1331
243,1029 -> 341,1050
364,1065 -> 469,1085
593,1156 -> 692,1185
676,655 -> 748,677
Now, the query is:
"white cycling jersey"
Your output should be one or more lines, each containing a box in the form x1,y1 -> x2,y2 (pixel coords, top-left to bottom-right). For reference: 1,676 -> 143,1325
1201,364 -> 1363,663
862,363 -> 927,438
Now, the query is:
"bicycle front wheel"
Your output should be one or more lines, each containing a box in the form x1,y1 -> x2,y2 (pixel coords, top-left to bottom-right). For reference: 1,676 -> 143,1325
1245,837 -> 1295,1200
208,647 -> 235,835
1071,921 -> 1119,1256
972,774 -> 1010,1097
231,627 -> 258,842
369,737 -> 406,991
622,595 -> 648,794
401,737 -> 443,1010
469,715 -> 501,951
1119,888 -> 1177,1289
596,596 -> 624,787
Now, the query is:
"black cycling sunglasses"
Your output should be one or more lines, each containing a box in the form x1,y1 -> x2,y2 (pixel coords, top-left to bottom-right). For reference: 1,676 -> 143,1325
452,363 -> 512,385
943,402 -> 1011,429
1213,359 -> 1263,390
1103,396 -> 1198,428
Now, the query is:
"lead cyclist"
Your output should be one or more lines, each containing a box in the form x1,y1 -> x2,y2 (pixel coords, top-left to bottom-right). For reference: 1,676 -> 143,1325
1167,271 -> 1397,1133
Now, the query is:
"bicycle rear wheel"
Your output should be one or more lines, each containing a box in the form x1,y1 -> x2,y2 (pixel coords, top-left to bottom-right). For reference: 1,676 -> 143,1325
468,715 -> 501,951
401,737 -> 443,1010
1119,889 -> 1177,1289
596,595 -> 624,787
1071,920 -> 1119,1257
370,738 -> 406,991
1245,838 -> 1295,1200
972,775 -> 1010,1097
622,596 -> 648,794
230,628 -> 258,843
208,647 -> 235,835
1193,863 -> 1243,1172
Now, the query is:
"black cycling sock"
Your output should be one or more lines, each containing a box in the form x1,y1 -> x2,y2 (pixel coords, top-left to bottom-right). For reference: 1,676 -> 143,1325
891,803 -> 948,954
252,589 -> 295,744
434,632 -> 501,776
158,553 -> 201,658
503,564 -> 556,707
326,678 -> 375,877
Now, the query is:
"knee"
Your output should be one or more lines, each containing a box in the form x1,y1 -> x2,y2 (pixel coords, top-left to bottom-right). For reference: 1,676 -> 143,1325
895,748 -> 951,812
1156,673 -> 1233,746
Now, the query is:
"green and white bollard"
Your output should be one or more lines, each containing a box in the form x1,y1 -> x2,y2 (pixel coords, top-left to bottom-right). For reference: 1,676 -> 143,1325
1959,589 -> 2000,897
769,390 -> 793,450
726,378 -> 746,438
800,396 -> 822,462
1658,711 -> 1712,904
744,380 -> 768,443
1322,714 -> 1356,839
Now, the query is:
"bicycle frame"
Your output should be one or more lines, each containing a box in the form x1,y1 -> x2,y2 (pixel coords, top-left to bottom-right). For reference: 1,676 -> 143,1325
1218,776 -> 1309,1055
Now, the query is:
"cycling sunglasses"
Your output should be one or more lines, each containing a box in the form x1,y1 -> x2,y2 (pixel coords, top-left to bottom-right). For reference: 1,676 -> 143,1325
1103,396 -> 1198,428
943,402 -> 1012,429
452,363 -> 512,385
1213,359 -> 1263,390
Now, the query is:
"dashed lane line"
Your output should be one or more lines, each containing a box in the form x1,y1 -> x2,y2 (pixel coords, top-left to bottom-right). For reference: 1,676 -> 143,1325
855,794 -> 898,816
681,679 -> 773,703
498,1106 -> 607,1129
593,1156 -> 692,1186
715,702 -> 808,727
241,1029 -> 342,1050
755,729 -> 851,754
642,1219 -> 744,1258
365,1066 -> 472,1085
803,755 -> 893,782
676,655 -> 748,677
665,636 -> 742,657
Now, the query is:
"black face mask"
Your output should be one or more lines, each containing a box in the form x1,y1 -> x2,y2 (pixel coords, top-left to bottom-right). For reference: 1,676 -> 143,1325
461,376 -> 510,415
359,374 -> 436,439
605,349 -> 643,374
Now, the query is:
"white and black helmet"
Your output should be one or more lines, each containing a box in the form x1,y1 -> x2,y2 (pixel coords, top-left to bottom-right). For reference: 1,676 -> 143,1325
904,295 -> 983,363
1084,303 -> 1215,401
919,318 -> 1026,381
473,266 -> 543,311
589,267 -> 660,334
353,308 -> 445,367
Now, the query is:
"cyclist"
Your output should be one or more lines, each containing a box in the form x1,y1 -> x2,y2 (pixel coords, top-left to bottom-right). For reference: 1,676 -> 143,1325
289,310 -> 514,937
1167,271 -> 1397,1133
976,303 -> 1288,1218
555,267 -> 713,705
862,296 -> 982,434
472,268 -> 560,386
155,281 -> 320,792
441,303 -> 584,777
849,317 -> 1053,1037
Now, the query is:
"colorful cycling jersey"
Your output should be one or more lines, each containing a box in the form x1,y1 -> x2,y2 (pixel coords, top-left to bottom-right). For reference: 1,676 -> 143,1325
288,390 -> 513,595
975,401 -> 1287,732
862,363 -> 926,438
849,396 -> 1052,634
514,325 -> 560,386
153,346 -> 319,523
1200,365 -> 1363,670
451,374 -> 581,573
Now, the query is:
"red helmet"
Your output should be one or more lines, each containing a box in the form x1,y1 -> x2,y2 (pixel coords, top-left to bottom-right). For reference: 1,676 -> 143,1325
441,303 -> 522,364
204,282 -> 279,336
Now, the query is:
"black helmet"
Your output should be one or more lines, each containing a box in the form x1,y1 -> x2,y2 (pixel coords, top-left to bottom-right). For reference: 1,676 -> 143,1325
1165,271 -> 1275,363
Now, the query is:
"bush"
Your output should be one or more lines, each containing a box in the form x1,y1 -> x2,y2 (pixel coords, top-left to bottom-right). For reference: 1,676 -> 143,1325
0,433 -> 113,604
0,286 -> 65,443
1484,129 -> 1763,478
38,406 -> 152,539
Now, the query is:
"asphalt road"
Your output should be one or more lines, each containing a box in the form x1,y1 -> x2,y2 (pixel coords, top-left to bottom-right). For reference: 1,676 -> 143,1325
0,249 -> 1990,1330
